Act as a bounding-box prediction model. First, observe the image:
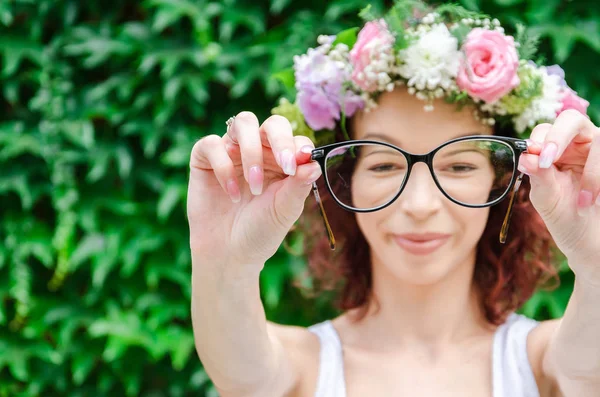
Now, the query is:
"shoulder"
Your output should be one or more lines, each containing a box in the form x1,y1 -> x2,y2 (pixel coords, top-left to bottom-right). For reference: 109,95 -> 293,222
266,320 -> 322,355
524,316 -> 563,396
266,321 -> 322,397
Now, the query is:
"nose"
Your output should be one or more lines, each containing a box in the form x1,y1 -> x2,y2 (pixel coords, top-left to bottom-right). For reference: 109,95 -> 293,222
395,162 -> 443,220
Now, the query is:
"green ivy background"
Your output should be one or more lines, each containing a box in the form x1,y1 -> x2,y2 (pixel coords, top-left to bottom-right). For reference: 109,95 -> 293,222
0,0 -> 598,395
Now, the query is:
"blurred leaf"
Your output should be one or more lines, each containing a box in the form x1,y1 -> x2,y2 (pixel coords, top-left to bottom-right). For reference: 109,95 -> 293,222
72,354 -> 96,386
270,0 -> 292,14
525,0 -> 560,23
332,27 -> 359,49
0,37 -> 44,76
493,0 -> 524,6
532,21 -> 600,63
157,182 -> 183,222
69,234 -> 106,272
272,68 -> 295,90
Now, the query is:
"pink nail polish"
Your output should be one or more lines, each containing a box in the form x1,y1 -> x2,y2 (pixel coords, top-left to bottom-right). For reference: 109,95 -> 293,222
517,163 -> 529,176
274,151 -> 281,167
304,168 -> 322,185
248,165 -> 263,195
300,145 -> 314,154
226,179 -> 241,203
538,142 -> 558,169
279,149 -> 296,176
577,189 -> 593,217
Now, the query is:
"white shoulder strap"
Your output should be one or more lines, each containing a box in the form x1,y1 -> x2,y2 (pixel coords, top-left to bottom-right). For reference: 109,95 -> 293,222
308,320 -> 346,397
492,312 -> 540,397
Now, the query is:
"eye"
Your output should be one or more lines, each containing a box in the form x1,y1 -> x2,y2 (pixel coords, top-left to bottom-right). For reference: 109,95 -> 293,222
446,164 -> 477,172
368,163 -> 405,172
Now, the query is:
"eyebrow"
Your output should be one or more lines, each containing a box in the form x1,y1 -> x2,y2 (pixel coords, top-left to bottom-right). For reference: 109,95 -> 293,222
362,132 -> 482,146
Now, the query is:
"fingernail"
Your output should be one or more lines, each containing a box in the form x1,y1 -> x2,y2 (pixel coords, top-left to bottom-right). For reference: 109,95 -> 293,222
303,167 -> 322,185
538,142 -> 558,169
248,165 -> 263,195
517,163 -> 529,176
280,149 -> 296,176
274,151 -> 281,168
300,145 -> 314,155
577,189 -> 593,217
226,178 -> 241,203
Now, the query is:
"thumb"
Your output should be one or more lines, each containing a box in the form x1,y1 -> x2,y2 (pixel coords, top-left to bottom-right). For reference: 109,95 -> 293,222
520,153 -> 563,218
272,161 -> 322,228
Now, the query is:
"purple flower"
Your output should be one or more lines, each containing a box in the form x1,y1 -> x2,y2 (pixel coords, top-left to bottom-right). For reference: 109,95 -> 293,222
544,64 -> 589,116
546,65 -> 567,87
293,43 -> 364,131
341,90 -> 365,116
297,85 -> 339,130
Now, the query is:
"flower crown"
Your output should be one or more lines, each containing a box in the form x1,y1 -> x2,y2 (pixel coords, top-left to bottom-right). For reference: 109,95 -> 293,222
271,1 -> 589,146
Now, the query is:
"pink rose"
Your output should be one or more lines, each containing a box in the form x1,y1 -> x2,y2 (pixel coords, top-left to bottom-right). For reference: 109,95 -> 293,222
349,19 -> 394,92
456,28 -> 520,103
558,88 -> 589,116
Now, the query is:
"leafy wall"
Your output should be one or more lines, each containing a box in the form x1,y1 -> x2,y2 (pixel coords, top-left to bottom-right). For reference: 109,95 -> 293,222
0,0 -> 598,395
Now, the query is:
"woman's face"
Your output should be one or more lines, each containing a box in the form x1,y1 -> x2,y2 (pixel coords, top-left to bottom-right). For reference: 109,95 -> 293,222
351,88 -> 494,285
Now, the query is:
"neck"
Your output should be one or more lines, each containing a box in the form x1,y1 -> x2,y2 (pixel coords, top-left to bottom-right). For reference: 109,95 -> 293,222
352,250 -> 491,349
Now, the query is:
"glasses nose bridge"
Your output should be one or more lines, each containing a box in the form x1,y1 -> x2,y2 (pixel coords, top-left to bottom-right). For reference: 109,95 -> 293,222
403,152 -> 439,191
407,152 -> 435,169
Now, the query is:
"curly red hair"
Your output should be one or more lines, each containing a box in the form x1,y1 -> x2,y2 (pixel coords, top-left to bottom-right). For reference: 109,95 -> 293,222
290,119 -> 561,326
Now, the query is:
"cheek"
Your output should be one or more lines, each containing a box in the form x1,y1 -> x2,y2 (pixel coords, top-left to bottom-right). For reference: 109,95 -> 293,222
355,212 -> 376,239
453,206 -> 490,246
355,212 -> 387,251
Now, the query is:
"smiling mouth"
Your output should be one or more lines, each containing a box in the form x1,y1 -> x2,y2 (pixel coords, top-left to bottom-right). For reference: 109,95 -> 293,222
393,235 -> 450,255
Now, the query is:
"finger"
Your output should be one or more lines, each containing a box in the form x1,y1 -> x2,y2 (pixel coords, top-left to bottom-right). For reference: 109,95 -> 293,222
539,109 -> 597,169
273,158 -> 322,227
518,153 -> 541,175
259,115 -> 297,176
294,135 -> 317,166
191,135 -> 241,203
577,133 -> 600,216
526,123 -> 551,155
224,116 -> 239,145
227,111 -> 263,195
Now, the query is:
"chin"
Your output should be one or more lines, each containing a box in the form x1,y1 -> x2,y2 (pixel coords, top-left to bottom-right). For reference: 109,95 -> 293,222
389,255 -> 457,286
370,238 -> 459,286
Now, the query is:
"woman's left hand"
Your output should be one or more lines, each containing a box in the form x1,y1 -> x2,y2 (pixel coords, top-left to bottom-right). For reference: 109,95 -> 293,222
518,109 -> 600,283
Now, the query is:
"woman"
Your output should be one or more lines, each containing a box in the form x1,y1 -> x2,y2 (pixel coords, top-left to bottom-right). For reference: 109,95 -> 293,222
188,3 -> 600,397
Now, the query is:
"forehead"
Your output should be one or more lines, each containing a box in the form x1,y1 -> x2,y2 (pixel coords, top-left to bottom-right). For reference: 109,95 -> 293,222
352,89 -> 493,153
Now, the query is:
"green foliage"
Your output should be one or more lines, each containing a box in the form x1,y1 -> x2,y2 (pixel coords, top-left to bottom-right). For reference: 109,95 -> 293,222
0,0 -> 598,395
515,23 -> 541,61
332,27 -> 360,49
435,2 -> 489,21
499,62 -> 544,114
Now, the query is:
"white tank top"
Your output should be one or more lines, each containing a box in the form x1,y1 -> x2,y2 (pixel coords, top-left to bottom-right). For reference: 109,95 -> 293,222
308,312 -> 540,397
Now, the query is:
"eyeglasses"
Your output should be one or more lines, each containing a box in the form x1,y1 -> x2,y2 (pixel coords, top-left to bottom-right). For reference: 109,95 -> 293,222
309,135 -> 529,250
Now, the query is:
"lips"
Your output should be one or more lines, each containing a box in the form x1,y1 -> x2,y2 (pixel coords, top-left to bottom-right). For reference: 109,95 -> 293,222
396,233 -> 451,242
393,233 -> 451,255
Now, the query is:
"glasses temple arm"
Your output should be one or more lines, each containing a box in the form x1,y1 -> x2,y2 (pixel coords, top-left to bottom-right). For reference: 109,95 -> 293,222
499,172 -> 524,244
311,181 -> 336,250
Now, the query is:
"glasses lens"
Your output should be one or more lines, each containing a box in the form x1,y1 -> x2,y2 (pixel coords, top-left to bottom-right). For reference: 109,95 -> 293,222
325,143 -> 409,210
432,139 -> 515,205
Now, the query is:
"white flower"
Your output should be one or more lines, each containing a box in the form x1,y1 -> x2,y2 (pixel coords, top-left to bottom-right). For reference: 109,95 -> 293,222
512,67 -> 563,133
397,24 -> 461,94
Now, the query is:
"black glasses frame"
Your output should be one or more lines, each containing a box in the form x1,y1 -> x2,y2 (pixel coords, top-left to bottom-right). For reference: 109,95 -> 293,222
309,135 -> 529,250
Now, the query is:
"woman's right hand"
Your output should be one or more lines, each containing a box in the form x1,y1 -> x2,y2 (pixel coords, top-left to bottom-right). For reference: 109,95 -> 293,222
187,111 -> 322,268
